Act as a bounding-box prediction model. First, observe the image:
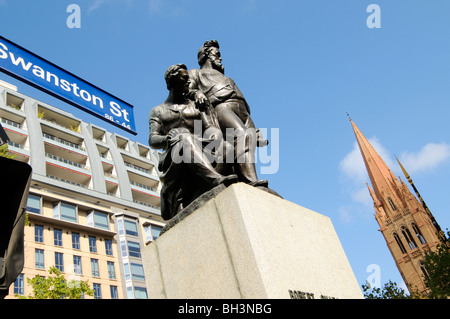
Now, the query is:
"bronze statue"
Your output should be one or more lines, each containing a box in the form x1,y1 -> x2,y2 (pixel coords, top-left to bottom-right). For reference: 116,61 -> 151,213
149,41 -> 277,221
187,40 -> 268,187
149,64 -> 237,220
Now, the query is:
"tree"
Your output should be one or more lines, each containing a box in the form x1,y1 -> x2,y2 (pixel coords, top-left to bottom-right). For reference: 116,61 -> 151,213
16,266 -> 95,299
0,143 -> 16,159
421,230 -> 450,299
362,280 -> 412,299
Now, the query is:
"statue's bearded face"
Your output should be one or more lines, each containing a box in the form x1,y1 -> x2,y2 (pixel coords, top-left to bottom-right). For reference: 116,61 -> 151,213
208,47 -> 224,73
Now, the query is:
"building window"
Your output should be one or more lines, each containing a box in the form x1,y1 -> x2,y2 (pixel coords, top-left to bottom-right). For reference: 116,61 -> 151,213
35,249 -> 44,269
91,259 -> 100,277
72,233 -> 80,250
53,202 -> 77,223
87,211 -> 109,230
35,225 -> 44,243
393,232 -> 407,254
55,252 -> 64,272
144,224 -> 162,242
14,274 -> 24,295
107,261 -> 116,279
110,286 -> 118,299
73,256 -> 82,275
134,287 -> 148,299
411,223 -> 426,244
124,219 -> 138,237
93,283 -> 102,299
26,195 -> 41,214
123,263 -> 131,281
89,236 -> 97,253
387,197 -> 397,211
130,263 -> 145,281
54,229 -> 63,246
105,239 -> 113,256
128,241 -> 141,258
420,263 -> 429,278
401,226 -> 418,250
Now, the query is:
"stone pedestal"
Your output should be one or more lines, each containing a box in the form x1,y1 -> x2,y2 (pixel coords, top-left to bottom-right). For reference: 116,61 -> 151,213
142,183 -> 363,299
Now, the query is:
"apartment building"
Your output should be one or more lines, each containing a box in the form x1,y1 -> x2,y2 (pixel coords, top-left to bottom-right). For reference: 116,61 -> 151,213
0,79 -> 165,299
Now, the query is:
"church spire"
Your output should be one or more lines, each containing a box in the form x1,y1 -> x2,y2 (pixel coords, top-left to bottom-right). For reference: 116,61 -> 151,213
349,117 -> 448,294
349,118 -> 403,215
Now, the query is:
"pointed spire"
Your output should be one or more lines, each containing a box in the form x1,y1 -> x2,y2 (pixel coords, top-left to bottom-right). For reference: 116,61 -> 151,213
349,119 -> 402,212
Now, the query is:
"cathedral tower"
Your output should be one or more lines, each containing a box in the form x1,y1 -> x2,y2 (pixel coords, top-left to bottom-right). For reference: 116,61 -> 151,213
349,118 -> 445,294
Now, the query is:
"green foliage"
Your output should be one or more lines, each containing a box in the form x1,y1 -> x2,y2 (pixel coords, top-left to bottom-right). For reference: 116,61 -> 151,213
422,230 -> 450,299
16,266 -> 95,299
0,143 -> 16,159
362,280 -> 412,299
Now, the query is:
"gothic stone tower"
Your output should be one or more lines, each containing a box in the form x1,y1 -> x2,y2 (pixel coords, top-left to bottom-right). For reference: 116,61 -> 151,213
350,118 -> 444,294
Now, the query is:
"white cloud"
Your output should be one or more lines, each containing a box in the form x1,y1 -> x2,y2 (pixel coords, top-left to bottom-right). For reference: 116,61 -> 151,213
89,0 -> 109,13
351,186 -> 372,207
148,0 -> 163,15
338,206 -> 352,223
399,142 -> 450,174
339,136 -> 396,184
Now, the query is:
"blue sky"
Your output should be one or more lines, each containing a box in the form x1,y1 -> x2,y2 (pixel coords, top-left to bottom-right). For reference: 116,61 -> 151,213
1,0 -> 450,294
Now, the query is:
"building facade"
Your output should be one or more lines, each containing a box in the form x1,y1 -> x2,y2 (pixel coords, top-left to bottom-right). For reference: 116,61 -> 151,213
0,79 -> 165,299
350,118 -> 445,294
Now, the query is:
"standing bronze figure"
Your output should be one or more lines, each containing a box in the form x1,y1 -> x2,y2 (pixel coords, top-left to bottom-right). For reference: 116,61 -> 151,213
187,40 -> 269,187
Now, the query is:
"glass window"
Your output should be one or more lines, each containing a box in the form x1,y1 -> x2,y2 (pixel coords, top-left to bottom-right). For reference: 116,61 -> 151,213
151,225 -> 162,240
93,283 -> 102,299
91,259 -> 99,277
105,239 -> 113,256
55,252 -> 64,272
89,236 -> 97,253
144,224 -> 162,242
412,223 -> 426,244
394,232 -> 407,254
14,274 -> 24,295
130,263 -> 145,281
54,229 -> 63,246
110,286 -> 118,299
134,287 -> 148,299
60,202 -> 77,223
53,202 -> 77,222
124,220 -> 138,237
72,233 -> 80,250
74,256 -> 82,275
26,195 -> 41,214
128,241 -> 141,258
123,263 -> 131,281
35,225 -> 44,243
88,211 -> 109,230
107,261 -> 116,279
35,249 -> 44,269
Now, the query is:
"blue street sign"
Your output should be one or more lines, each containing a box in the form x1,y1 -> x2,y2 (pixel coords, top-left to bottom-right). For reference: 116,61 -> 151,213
0,36 -> 136,135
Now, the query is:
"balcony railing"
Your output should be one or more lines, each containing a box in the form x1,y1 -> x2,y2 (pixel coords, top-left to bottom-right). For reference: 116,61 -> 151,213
45,153 -> 89,171
43,133 -> 86,152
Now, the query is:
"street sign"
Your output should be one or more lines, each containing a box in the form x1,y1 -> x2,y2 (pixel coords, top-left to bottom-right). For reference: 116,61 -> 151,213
0,36 -> 136,135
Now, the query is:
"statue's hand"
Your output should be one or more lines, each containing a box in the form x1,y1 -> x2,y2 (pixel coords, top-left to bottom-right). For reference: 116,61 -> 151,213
167,129 -> 181,145
194,91 -> 208,107
256,130 -> 269,147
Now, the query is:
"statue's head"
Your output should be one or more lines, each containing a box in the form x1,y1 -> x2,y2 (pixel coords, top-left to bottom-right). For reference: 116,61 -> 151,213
164,64 -> 189,93
197,40 -> 224,73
